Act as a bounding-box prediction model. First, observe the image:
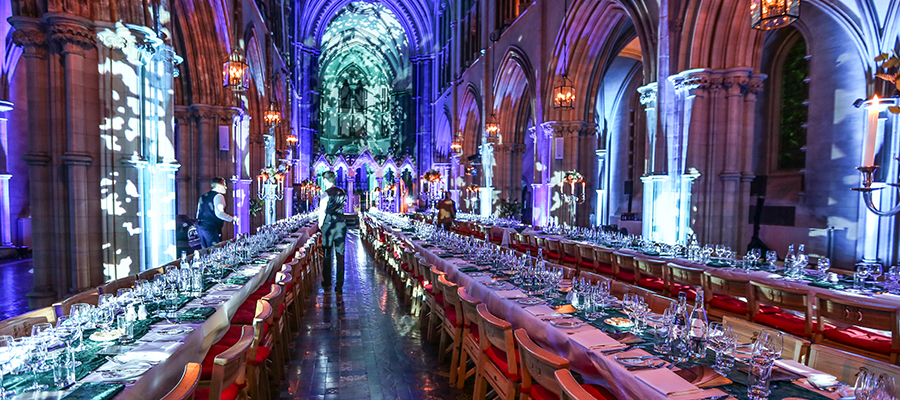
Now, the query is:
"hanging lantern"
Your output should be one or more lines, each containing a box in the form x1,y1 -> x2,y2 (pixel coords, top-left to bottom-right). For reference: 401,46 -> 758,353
553,75 -> 576,109
286,133 -> 298,146
486,114 -> 500,141
264,100 -> 282,127
223,48 -> 250,91
750,0 -> 800,30
450,140 -> 463,156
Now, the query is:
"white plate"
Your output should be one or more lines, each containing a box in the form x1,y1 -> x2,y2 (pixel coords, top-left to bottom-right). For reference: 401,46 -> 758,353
100,366 -> 150,381
157,327 -> 194,336
550,319 -> 584,329
517,298 -> 544,306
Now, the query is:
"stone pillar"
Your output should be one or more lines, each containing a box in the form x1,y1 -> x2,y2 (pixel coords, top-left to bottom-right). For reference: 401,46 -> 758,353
541,121 -> 598,227
11,17 -> 57,307
295,44 -> 320,181
0,101 -> 15,250
637,83 -> 660,173
233,111 -> 251,235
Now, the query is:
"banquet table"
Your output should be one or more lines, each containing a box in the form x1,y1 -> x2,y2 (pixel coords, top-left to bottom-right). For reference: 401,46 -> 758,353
384,223 -> 854,400
7,225 -> 316,400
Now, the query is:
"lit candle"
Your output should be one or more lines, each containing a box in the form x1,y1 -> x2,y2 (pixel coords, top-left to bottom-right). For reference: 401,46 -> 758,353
581,181 -> 585,195
863,96 -> 882,167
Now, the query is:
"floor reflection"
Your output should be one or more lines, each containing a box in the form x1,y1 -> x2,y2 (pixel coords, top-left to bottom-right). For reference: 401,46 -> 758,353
0,257 -> 33,321
280,230 -> 473,400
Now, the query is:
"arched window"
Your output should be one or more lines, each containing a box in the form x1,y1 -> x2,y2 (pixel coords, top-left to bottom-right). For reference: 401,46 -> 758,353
775,37 -> 809,170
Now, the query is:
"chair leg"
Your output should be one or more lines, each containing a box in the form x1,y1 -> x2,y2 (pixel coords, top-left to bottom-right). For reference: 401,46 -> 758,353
448,335 -> 460,385
437,328 -> 449,364
473,361 -> 487,400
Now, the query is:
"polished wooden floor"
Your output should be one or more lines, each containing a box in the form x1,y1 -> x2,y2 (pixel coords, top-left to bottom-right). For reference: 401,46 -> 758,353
278,230 -> 473,399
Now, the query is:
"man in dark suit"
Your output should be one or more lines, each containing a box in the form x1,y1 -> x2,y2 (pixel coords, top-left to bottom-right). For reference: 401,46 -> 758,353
318,171 -> 348,291
196,177 -> 237,248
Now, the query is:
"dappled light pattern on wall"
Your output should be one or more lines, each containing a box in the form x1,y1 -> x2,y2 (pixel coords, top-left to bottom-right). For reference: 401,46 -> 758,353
318,2 -> 412,157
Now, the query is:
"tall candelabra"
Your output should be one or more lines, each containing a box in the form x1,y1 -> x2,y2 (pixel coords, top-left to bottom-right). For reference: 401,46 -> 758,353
298,179 -> 320,212
853,97 -> 900,216
257,163 -> 289,225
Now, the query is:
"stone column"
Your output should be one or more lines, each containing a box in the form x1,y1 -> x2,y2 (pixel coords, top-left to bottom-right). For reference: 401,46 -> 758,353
295,44 -> 320,181
412,55 -> 434,174
11,17 -> 56,307
232,111 -> 251,235
638,83 -> 660,173
0,101 -> 15,250
47,13 -> 102,293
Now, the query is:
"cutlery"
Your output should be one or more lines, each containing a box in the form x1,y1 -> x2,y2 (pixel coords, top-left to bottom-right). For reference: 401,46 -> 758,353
666,388 -> 706,397
625,360 -> 666,371
615,354 -> 659,361
589,343 -> 625,350
601,345 -> 635,356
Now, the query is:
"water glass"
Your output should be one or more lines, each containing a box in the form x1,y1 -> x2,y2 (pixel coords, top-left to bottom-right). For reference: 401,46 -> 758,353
817,258 -> 831,280
856,369 -> 875,400
51,354 -> 75,388
651,317 -> 670,354
747,354 -> 774,400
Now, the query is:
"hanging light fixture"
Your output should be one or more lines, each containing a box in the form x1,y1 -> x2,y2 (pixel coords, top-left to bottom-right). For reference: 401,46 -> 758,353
223,48 -> 250,92
264,99 -> 282,127
750,0 -> 800,30
486,114 -> 500,141
554,0 -> 576,109
286,131 -> 298,146
451,137 -> 463,156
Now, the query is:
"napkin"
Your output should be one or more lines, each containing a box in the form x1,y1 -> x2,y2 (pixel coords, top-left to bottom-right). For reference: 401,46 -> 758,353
224,275 -> 251,285
525,305 -> 558,317
776,360 -> 839,384
473,276 -> 495,284
674,365 -> 732,388
62,383 -> 125,400
569,330 -> 619,349
634,368 -> 698,397
496,290 -> 527,299
178,307 -> 216,322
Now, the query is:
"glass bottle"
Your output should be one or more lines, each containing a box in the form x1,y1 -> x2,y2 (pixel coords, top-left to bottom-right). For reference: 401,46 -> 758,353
688,289 -> 709,359
669,292 -> 690,363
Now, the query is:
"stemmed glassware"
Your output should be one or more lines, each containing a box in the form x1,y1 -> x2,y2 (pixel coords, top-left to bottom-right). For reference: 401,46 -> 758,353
707,322 -> 737,375
886,266 -> 900,294
816,258 -> 831,281
22,338 -> 48,392
855,264 -> 872,291
0,337 -> 17,398
870,264 -> 884,290
765,250 -> 778,271
747,329 -> 783,400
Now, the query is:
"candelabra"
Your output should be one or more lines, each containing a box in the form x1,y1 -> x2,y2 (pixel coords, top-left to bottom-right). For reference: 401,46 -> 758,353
298,179 -> 320,212
257,165 -> 288,225
853,97 -> 900,217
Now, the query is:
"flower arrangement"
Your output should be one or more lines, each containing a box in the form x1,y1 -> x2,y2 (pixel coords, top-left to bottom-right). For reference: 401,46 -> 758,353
423,169 -> 442,182
249,197 -> 265,217
466,184 -> 480,192
874,51 -> 900,114
564,170 -> 584,183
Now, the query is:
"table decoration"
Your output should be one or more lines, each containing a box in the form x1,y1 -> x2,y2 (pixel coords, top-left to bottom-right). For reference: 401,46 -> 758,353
177,307 -> 215,322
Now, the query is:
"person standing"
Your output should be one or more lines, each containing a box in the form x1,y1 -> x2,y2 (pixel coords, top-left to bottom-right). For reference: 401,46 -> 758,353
196,177 -> 237,249
318,171 -> 348,291
436,191 -> 456,230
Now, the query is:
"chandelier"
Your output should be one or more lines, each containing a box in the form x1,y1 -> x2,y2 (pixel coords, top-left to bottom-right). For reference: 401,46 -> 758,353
286,132 -> 298,146
553,75 -> 575,109
257,167 -> 286,201
223,48 -> 250,91
750,0 -> 800,30
264,100 -> 282,127
451,140 -> 463,156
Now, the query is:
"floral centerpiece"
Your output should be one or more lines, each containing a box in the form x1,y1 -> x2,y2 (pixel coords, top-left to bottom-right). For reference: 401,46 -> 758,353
564,170 -> 584,183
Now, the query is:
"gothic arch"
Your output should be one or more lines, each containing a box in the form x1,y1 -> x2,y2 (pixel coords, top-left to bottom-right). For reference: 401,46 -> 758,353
297,0 -> 433,53
171,0 -> 232,106
458,83 -> 482,156
493,46 -> 537,145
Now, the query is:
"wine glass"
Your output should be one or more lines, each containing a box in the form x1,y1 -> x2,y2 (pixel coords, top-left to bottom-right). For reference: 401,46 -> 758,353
856,264 -> 872,291
0,337 -> 17,398
54,327 -> 81,368
887,266 -> 900,294
870,264 -> 883,288
753,329 -> 783,361
748,329 -> 783,400
765,250 -> 778,270
856,369 -> 875,400
96,306 -> 114,333
816,258 -> 831,280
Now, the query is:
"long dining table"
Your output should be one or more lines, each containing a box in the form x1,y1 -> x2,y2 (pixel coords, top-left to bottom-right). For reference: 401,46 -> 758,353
381,221 -> 856,400
7,224 -> 316,400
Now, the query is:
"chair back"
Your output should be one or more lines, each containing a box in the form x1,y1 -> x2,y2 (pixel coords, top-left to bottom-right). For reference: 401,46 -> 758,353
0,316 -> 49,338
808,344 -> 900,385
749,280 -> 812,336
437,275 -> 460,311
555,369 -> 599,400
667,262 -> 704,293
515,329 -> 568,397
249,300 -> 274,362
458,287 -> 482,327
208,325 -> 253,400
814,292 -> 900,360
55,289 -> 100,320
476,304 -> 517,377
561,241 -> 579,265
610,281 -> 653,300
160,362 -> 201,400
722,315 -> 810,363
594,247 -> 614,267
578,246 -> 596,270
534,237 -> 547,255
634,257 -> 666,283
612,252 -> 635,275
546,239 -> 562,260
649,295 -> 676,314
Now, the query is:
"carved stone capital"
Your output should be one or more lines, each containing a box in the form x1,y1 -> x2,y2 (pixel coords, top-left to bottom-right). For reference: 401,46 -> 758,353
9,17 -> 46,56
745,73 -> 767,101
542,121 -> 597,138
95,30 -> 127,50
637,82 -> 658,106
670,70 -> 710,95
45,13 -> 95,52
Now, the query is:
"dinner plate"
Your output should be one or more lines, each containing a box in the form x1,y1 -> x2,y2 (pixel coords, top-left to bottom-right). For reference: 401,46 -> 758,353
90,330 -> 123,342
614,356 -> 658,368
217,284 -> 242,291
199,298 -> 224,306
517,298 -> 543,306
484,281 -> 506,288
604,317 -> 634,328
550,318 -> 584,329
100,366 -> 150,381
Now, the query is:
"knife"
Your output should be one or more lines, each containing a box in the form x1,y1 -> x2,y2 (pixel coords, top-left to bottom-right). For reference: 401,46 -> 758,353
615,354 -> 658,360
601,345 -> 635,355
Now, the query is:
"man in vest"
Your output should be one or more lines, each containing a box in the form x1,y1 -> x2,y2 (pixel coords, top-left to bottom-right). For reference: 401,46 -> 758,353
318,171 -> 348,291
196,177 -> 237,248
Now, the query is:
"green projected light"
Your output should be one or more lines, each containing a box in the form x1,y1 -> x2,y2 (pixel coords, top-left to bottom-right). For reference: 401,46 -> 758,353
319,2 -> 411,157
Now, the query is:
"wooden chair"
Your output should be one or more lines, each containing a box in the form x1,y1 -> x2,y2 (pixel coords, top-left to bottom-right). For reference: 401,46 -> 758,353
807,344 -> 900,385
0,316 -> 49,338
161,362 -> 201,400
748,280 -> 815,339
544,239 -> 563,263
245,300 -> 274,400
437,274 -> 464,385
814,292 -> 900,364
138,267 -> 164,281
577,245 -> 597,274
555,369 -> 616,400
424,265 -> 446,343
648,294 -> 676,314
195,325 -> 252,400
702,272 -> 754,320
510,233 -> 532,253
611,252 -> 635,282
633,257 -> 667,294
666,263 -> 704,300
560,241 -> 580,268
723,315 -> 810,363
456,287 -> 483,388
610,281 -> 654,300
533,237 -> 548,260
516,328 -> 569,400
474,303 -> 518,400
592,247 -> 615,277
53,289 -> 100,320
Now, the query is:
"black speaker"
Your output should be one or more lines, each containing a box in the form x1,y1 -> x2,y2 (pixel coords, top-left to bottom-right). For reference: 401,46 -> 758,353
751,175 -> 767,197
624,180 -> 634,196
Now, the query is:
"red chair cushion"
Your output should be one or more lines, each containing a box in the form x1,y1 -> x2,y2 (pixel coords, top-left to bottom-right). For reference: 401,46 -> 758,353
231,307 -> 257,325
579,260 -> 596,269
218,323 -> 269,347
445,306 -> 462,327
193,383 -> 240,400
582,384 -> 616,400
201,344 -> 231,379
753,312 -> 815,338
546,251 -> 561,259
525,383 -> 558,400
485,346 -> 520,381
434,292 -> 445,307
595,263 -> 614,276
615,269 -> 635,282
637,277 -> 666,291
710,294 -> 781,315
670,285 -> 696,301
562,255 -> 578,264
248,346 -> 271,366
823,326 -> 896,354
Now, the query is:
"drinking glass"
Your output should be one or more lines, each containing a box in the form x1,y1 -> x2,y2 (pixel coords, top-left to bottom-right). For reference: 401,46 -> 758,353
856,369 -> 875,400
96,306 -> 114,333
887,266 -> 900,294
817,258 -> 831,280
0,337 -> 17,398
747,329 -> 783,399
23,339 -> 47,392
856,264 -> 872,291
708,322 -> 736,374
54,326 -> 81,368
871,373 -> 895,400
765,250 -> 778,270
870,264 -> 883,289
